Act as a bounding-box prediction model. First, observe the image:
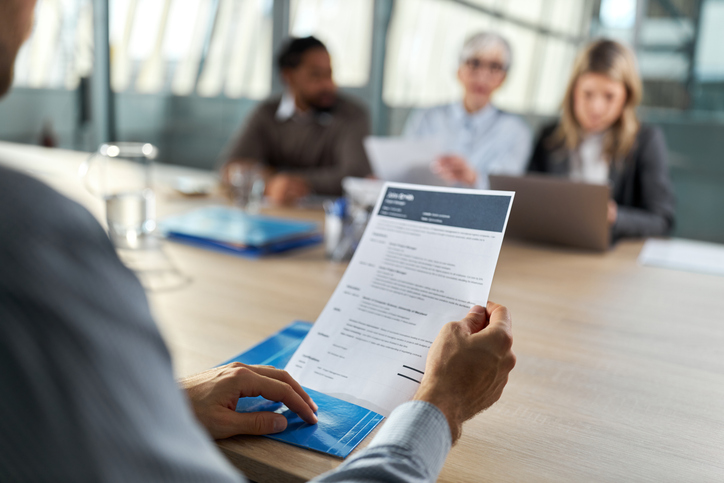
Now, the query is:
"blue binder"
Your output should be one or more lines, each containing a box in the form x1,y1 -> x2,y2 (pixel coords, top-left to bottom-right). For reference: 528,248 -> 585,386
165,232 -> 322,258
158,206 -> 322,258
222,322 -> 384,458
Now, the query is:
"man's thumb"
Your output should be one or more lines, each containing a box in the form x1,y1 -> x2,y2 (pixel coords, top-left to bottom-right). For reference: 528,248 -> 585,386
230,411 -> 288,435
460,305 -> 489,334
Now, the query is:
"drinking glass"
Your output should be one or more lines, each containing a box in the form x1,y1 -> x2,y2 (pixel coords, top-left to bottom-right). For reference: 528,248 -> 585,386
228,163 -> 265,213
79,143 -> 189,291
80,142 -> 157,249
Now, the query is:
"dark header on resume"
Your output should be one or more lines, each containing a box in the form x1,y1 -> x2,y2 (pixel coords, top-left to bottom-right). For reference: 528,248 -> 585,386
378,187 -> 511,233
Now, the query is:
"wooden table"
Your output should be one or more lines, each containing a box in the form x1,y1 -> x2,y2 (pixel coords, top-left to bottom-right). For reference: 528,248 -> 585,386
2,141 -> 723,482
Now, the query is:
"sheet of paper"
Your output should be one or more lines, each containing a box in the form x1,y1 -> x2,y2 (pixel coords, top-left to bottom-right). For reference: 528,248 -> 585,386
638,238 -> 724,277
364,136 -> 446,186
286,183 -> 514,416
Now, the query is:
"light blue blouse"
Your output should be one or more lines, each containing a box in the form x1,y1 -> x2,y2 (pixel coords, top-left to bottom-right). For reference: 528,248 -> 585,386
404,102 -> 533,189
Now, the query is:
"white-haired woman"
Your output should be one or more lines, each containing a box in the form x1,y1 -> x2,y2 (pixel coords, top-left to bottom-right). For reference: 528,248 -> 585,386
403,32 -> 532,189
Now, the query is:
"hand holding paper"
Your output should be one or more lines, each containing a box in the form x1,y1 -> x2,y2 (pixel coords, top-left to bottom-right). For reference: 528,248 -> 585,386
413,302 -> 516,443
286,183 -> 515,416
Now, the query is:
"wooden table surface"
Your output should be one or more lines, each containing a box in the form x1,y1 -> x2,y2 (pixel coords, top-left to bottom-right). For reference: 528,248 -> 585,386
2,141 -> 723,482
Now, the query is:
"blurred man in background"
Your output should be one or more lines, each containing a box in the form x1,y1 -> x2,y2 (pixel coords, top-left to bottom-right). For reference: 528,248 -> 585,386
223,36 -> 371,205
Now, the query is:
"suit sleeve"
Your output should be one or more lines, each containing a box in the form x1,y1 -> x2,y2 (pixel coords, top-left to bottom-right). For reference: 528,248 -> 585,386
0,170 -> 245,482
612,127 -> 676,240
311,401 -> 452,483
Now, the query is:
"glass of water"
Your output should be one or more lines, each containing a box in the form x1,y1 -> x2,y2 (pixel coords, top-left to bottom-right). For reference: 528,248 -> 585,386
79,143 -> 189,291
80,142 -> 158,248
227,163 -> 265,213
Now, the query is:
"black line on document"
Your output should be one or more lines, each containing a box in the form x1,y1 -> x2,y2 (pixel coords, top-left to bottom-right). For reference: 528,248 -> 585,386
402,365 -> 425,375
397,373 -> 421,384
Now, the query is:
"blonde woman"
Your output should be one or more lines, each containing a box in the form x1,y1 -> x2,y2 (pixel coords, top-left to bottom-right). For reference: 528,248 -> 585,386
528,39 -> 675,241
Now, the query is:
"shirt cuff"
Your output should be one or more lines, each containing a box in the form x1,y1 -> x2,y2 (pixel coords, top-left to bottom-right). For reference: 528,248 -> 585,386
369,401 -> 452,478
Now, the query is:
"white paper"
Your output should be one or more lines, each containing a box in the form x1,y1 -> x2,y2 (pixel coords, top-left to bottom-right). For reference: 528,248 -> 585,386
286,183 -> 514,416
364,136 -> 446,186
638,238 -> 724,277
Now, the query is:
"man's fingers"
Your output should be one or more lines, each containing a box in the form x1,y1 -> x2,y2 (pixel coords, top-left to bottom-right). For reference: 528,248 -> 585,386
246,366 -> 318,412
238,371 -> 318,425
459,305 -> 489,334
485,301 -> 512,332
469,302 -> 513,351
227,411 -> 288,435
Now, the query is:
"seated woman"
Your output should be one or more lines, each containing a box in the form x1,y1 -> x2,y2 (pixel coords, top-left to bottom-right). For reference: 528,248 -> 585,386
529,39 -> 675,241
403,32 -> 532,189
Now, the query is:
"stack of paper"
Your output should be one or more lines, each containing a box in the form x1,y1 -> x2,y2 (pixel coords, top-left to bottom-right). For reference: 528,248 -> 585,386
158,206 -> 322,257
638,238 -> 724,277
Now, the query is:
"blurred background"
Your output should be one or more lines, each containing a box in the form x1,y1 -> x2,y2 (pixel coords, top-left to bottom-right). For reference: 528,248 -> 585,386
1,0 -> 723,242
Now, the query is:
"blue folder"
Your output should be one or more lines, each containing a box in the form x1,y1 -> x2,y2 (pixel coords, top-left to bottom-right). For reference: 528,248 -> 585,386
158,206 -> 322,257
222,321 -> 384,458
165,232 -> 323,258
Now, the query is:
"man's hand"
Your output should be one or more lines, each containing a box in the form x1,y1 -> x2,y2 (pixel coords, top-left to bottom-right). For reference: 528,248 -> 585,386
266,174 -> 310,205
180,363 -> 318,439
432,155 -> 478,186
221,159 -> 262,185
413,302 -> 515,444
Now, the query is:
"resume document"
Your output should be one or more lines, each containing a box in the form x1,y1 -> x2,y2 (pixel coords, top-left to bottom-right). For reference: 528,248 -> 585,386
286,183 -> 514,416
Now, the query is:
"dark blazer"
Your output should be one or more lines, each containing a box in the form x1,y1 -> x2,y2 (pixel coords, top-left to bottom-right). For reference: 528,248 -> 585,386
528,123 -> 675,242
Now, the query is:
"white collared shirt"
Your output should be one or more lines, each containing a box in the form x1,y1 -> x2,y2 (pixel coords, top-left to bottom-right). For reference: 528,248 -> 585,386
275,90 -> 298,121
275,90 -> 333,125
570,133 -> 609,185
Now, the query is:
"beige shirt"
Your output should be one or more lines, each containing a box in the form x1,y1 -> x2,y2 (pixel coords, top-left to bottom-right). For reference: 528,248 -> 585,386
225,93 -> 372,196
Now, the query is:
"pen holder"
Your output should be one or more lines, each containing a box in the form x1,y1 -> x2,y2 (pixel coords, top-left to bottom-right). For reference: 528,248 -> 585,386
324,197 -> 371,262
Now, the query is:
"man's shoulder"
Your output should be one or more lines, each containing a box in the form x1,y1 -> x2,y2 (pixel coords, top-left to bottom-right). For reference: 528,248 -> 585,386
249,96 -> 283,119
0,166 -> 101,241
334,94 -> 369,119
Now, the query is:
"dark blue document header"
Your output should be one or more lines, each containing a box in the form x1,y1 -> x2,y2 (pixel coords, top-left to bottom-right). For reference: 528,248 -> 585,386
378,187 -> 512,233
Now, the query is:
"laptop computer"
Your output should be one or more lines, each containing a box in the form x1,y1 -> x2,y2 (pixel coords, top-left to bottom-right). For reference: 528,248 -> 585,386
488,174 -> 610,251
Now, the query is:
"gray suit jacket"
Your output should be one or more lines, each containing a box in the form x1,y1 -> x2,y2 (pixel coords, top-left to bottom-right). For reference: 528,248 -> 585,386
528,123 -> 676,242
0,165 -> 244,482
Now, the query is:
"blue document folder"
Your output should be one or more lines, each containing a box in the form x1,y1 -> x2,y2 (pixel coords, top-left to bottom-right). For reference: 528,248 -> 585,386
165,232 -> 322,258
222,322 -> 384,458
158,206 -> 322,257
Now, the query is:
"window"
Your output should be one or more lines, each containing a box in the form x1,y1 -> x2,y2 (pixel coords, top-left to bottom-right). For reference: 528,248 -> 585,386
107,0 -> 273,98
383,0 -> 591,115
289,0 -> 374,87
13,0 -> 92,90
